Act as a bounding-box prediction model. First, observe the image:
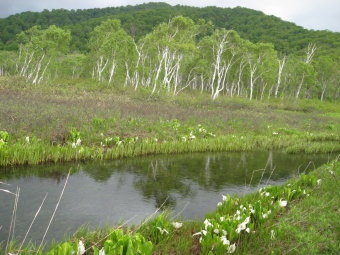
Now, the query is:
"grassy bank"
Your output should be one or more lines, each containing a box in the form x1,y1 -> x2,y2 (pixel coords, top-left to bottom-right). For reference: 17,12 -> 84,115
1,77 -> 340,167
1,133 -> 340,166
2,158 -> 338,254
238,160 -> 340,254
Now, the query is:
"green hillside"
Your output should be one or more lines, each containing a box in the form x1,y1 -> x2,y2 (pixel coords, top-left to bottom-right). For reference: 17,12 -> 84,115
1,2 -> 339,57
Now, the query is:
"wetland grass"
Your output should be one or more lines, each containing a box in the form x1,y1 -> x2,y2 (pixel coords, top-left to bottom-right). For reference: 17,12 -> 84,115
1,133 -> 339,167
1,78 -> 339,167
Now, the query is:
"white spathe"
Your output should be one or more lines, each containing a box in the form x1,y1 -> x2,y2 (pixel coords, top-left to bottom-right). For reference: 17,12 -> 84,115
172,222 -> 183,229
77,240 -> 85,255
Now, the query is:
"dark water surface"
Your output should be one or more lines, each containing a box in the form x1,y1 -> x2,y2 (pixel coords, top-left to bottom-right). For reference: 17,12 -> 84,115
0,151 -> 333,245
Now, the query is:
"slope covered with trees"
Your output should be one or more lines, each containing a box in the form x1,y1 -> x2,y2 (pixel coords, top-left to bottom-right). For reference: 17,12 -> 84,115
0,2 -> 339,58
0,2 -> 339,101
0,15 -> 339,101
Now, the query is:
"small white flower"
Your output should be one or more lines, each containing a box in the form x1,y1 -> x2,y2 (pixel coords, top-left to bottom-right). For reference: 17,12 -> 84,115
222,230 -> 227,236
268,210 -> 272,215
250,208 -> 255,214
154,138 -> 158,142
236,210 -> 240,215
189,132 -> 196,139
265,192 -> 270,197
317,179 -> 322,185
76,138 -> 81,146
202,230 -> 207,236
222,195 -> 228,201
227,243 -> 236,253
279,199 -> 287,207
25,136 -> 30,143
273,132 -> 279,135
157,227 -> 169,235
72,142 -> 76,148
236,218 -> 249,233
329,170 -> 335,176
204,219 -> 213,229
182,137 -> 187,142
221,235 -> 230,246
77,240 -> 85,255
192,231 -> 202,237
172,222 -> 183,229
214,229 -> 219,234
245,228 -> 250,233
217,202 -> 223,206
262,213 -> 268,219
99,247 -> 105,255
244,217 -> 250,224
220,216 -> 225,222
270,229 -> 276,240
236,215 -> 241,221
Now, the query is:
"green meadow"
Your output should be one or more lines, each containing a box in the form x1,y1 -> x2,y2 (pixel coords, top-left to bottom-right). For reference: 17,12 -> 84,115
1,77 -> 339,167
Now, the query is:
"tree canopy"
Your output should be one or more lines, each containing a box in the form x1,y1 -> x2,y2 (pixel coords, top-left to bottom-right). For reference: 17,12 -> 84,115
0,2 -> 339,60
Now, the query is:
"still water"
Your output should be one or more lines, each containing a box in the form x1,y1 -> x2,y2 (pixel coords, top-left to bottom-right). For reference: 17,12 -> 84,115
0,151 -> 333,245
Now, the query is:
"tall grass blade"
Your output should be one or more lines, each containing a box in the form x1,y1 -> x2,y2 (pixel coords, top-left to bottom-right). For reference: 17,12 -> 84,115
19,193 -> 48,251
38,171 -> 70,252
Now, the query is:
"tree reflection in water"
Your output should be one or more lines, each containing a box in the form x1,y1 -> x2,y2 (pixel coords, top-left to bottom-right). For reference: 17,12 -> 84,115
1,151 -> 333,210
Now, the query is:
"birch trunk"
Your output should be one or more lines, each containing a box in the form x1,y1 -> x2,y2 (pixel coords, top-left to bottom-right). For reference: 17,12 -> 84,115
274,56 -> 286,98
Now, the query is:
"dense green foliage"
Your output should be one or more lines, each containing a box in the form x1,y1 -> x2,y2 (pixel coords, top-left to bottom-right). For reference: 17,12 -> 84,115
0,16 -> 339,100
0,3 -> 339,254
0,3 -> 339,101
0,2 -> 339,56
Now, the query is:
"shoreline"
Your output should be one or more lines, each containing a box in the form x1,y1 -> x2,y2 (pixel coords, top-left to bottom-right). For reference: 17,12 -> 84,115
2,159 -> 338,254
1,133 -> 339,167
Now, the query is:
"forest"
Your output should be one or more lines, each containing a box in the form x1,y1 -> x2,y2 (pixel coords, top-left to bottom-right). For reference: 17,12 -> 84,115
0,3 -> 340,255
0,7 -> 339,101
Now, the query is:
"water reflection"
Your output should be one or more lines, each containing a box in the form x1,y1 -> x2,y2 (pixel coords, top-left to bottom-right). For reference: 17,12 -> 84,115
0,151 -> 333,244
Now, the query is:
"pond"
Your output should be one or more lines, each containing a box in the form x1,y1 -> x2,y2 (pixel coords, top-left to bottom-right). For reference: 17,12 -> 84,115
0,151 -> 333,245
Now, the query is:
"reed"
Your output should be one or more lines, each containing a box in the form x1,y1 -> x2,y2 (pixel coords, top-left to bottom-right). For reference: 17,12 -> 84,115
1,133 -> 339,167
